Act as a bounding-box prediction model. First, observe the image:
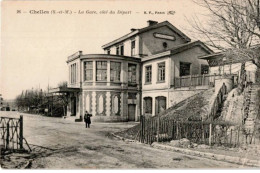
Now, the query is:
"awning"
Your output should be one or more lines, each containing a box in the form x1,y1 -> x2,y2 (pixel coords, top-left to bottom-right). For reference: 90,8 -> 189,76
199,48 -> 259,67
49,87 -> 80,94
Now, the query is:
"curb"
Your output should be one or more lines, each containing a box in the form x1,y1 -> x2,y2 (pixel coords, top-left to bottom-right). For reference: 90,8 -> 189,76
112,133 -> 260,167
151,142 -> 260,167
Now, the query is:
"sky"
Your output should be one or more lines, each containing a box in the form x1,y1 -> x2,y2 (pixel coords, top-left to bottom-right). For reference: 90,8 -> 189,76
0,0 -> 208,100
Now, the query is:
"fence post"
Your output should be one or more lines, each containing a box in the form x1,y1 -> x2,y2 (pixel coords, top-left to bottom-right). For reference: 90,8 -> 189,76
143,116 -> 145,143
140,115 -> 143,143
213,75 -> 216,86
201,121 -> 204,143
176,121 -> 179,139
6,122 -> 10,149
190,75 -> 192,86
209,123 -> 212,146
139,116 -> 142,142
157,116 -> 160,142
237,127 -> 240,147
202,74 -> 205,85
19,115 -> 23,149
230,129 -> 232,145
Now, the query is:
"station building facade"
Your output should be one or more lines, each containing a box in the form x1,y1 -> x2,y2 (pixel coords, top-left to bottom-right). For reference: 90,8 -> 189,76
65,20 -> 213,122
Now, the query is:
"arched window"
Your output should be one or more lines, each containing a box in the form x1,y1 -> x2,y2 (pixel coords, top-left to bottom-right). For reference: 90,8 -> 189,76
85,94 -> 90,112
143,97 -> 152,114
112,95 -> 120,115
98,94 -> 104,114
156,96 -> 166,114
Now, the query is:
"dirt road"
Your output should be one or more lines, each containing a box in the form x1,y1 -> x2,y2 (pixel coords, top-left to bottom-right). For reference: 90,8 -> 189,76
0,112 -> 244,169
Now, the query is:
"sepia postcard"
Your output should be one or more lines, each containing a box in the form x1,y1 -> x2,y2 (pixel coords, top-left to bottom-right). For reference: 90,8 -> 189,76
0,0 -> 260,170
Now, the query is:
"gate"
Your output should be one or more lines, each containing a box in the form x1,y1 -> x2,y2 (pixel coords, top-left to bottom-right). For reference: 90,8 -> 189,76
0,115 -> 31,151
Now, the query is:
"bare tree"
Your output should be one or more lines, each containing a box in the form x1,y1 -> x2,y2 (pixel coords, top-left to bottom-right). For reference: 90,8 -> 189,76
188,0 -> 260,93
246,0 -> 260,32
189,0 -> 260,50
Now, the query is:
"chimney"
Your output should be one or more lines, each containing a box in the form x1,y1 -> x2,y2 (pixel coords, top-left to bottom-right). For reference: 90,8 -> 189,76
131,28 -> 137,32
147,20 -> 158,26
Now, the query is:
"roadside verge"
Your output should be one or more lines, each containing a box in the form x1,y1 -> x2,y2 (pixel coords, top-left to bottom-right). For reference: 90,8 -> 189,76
112,133 -> 260,167
151,142 -> 260,167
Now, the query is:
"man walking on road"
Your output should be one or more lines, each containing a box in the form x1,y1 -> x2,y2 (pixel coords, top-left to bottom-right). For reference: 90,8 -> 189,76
84,111 -> 92,128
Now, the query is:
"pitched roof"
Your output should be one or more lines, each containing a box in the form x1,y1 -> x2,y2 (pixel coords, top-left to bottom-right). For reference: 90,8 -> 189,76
141,40 -> 213,62
199,47 -> 260,66
102,21 -> 191,49
169,40 -> 213,54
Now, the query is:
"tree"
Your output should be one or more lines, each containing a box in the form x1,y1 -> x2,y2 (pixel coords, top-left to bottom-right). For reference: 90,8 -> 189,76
189,0 -> 260,92
15,88 -> 47,112
58,81 -> 68,88
57,81 -> 69,117
189,0 -> 260,50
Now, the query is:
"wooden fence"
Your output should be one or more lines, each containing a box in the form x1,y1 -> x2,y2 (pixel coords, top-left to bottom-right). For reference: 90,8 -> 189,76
0,115 -> 31,151
139,116 -> 260,147
174,74 -> 219,88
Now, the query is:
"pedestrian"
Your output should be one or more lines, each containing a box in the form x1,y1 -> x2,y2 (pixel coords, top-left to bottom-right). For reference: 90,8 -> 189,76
84,111 -> 92,128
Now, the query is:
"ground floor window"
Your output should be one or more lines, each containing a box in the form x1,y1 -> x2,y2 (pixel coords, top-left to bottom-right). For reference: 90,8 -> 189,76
156,96 -> 166,114
143,97 -> 152,114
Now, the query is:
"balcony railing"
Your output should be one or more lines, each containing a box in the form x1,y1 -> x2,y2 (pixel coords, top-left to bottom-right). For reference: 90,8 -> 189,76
174,74 -> 221,88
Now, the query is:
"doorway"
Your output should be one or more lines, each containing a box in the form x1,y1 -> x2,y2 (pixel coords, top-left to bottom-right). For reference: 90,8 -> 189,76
128,104 -> 136,121
71,97 -> 76,116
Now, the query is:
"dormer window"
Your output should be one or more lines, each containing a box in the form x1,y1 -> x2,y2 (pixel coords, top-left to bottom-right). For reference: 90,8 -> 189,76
120,45 -> 124,56
163,42 -> 168,49
116,46 -> 120,55
131,40 -> 135,56
107,49 -> 110,55
116,45 -> 124,56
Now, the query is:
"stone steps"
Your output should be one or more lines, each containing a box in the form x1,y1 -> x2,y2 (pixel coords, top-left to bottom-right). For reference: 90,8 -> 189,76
243,84 -> 259,133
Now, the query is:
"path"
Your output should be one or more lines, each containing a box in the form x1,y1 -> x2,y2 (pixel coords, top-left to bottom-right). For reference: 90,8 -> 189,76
0,112 -> 245,169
